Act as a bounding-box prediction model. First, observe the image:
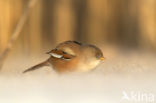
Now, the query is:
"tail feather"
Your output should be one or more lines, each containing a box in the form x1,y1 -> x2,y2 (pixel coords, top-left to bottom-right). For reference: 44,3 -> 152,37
23,61 -> 49,73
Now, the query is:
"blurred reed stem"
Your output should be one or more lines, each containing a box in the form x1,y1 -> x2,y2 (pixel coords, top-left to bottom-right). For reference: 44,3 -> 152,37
0,0 -> 38,70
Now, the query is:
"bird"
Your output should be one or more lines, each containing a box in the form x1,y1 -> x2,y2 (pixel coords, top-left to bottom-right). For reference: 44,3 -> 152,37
23,41 -> 105,73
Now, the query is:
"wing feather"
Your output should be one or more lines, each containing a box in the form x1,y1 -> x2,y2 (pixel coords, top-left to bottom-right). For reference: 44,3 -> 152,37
47,49 -> 75,60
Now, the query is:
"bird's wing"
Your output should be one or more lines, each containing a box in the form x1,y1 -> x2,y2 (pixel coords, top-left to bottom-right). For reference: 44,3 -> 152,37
47,49 -> 75,60
55,41 -> 81,56
47,49 -> 63,58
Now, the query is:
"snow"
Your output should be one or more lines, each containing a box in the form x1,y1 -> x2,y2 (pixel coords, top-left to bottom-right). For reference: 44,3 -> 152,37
0,47 -> 156,103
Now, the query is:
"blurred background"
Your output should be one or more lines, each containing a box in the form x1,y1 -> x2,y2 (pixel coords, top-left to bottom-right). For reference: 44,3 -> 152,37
0,0 -> 156,56
0,1 -> 156,103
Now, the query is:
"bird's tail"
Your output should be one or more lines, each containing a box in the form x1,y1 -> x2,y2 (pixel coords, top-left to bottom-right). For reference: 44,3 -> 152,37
23,60 -> 49,73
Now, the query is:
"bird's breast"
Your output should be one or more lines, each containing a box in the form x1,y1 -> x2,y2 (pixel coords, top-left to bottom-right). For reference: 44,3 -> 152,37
76,60 -> 101,72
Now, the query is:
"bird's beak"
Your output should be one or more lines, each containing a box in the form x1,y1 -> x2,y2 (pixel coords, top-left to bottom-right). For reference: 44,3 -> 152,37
100,57 -> 105,61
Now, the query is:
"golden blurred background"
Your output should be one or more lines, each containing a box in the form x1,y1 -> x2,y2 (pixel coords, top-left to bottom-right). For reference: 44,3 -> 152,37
0,1 -> 156,102
0,0 -> 156,55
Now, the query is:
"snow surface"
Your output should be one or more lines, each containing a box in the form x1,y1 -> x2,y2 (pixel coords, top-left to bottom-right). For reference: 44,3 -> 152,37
0,47 -> 156,103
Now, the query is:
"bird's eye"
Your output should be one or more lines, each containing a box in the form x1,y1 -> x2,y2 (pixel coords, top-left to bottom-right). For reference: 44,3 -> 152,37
96,53 -> 102,59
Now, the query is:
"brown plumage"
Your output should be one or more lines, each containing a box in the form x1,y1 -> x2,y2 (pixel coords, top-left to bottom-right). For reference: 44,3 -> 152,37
23,41 -> 105,73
